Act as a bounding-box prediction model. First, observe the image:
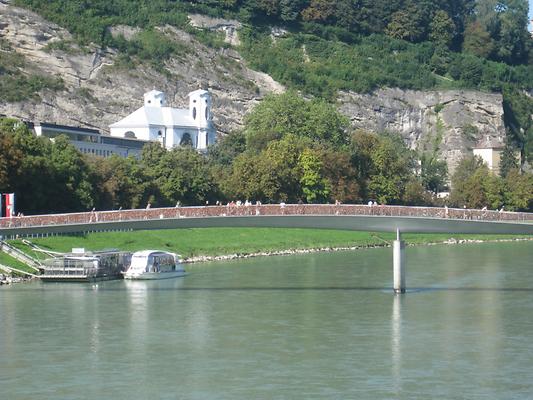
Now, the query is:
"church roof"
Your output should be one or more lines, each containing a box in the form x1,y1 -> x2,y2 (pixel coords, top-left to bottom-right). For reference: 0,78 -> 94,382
109,105 -> 194,129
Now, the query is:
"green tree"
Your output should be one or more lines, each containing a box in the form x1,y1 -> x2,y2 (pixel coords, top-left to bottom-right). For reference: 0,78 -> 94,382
450,155 -> 495,208
222,134 -> 308,202
366,134 -> 414,204
0,119 -> 24,191
88,155 -> 147,210
319,146 -> 360,203
403,178 -> 432,206
503,169 -> 533,211
153,147 -> 217,206
495,0 -> 530,64
298,148 -> 329,203
244,91 -> 348,152
429,10 -> 455,48
499,142 -> 520,177
463,21 -> 495,58
420,154 -> 448,193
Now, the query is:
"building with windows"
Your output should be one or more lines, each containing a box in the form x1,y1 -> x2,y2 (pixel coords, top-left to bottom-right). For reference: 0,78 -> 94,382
33,122 -> 146,158
109,89 -> 216,151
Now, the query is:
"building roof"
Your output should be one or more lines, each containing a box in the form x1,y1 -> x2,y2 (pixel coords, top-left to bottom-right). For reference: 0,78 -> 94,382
472,144 -> 505,150
109,105 -> 194,129
35,122 -> 100,135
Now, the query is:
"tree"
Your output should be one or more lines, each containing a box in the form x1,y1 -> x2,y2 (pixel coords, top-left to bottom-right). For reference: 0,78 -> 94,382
495,0 -> 530,64
153,147 -> 217,206
0,119 -> 24,191
499,143 -> 519,177
403,179 -> 432,206
450,155 -> 494,208
207,132 -> 246,166
463,21 -> 495,59
222,134 -> 308,202
319,146 -> 360,203
420,154 -> 448,193
429,10 -> 455,48
385,11 -> 420,41
301,0 -> 336,23
48,135 -> 95,211
88,155 -> 147,210
429,45 -> 452,75
503,169 -> 533,211
298,148 -> 329,203
244,91 -> 349,152
366,134 -> 414,204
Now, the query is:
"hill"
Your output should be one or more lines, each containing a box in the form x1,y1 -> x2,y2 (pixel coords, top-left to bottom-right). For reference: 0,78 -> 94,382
0,1 -> 532,212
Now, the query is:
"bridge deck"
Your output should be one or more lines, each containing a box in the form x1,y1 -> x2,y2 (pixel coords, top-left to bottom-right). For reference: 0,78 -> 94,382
1,204 -> 532,237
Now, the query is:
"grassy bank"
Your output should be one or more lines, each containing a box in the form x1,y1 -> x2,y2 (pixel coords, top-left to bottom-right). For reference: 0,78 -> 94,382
0,252 -> 36,275
8,228 -> 532,261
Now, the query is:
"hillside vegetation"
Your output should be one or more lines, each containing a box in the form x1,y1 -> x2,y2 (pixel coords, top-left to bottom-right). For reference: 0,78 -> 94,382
8,0 -> 533,160
1,1 -> 532,215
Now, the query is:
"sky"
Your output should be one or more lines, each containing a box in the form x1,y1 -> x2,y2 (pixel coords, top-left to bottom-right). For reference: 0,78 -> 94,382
529,0 -> 533,31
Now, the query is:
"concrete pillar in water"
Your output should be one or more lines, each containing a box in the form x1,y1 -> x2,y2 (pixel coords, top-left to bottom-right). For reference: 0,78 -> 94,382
393,229 -> 406,294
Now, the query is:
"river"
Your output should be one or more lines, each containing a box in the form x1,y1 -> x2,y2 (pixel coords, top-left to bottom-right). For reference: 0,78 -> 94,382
1,241 -> 532,399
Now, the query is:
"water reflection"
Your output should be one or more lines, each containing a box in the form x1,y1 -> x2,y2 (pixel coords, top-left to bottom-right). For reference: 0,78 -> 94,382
391,295 -> 403,395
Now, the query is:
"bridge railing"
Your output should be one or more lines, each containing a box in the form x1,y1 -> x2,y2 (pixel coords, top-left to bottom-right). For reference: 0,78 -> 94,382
0,204 -> 532,230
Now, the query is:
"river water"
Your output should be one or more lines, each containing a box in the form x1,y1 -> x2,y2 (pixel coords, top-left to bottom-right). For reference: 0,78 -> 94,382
1,241 -> 532,399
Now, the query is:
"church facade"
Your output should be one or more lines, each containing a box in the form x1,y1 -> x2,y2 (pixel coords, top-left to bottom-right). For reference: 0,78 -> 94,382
109,89 -> 216,151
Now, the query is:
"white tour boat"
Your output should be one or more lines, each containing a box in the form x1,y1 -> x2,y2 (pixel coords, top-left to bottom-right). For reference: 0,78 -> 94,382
122,250 -> 185,280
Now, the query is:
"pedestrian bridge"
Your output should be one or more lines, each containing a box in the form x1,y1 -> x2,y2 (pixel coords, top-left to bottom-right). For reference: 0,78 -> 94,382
1,204 -> 532,237
1,204 -> 531,293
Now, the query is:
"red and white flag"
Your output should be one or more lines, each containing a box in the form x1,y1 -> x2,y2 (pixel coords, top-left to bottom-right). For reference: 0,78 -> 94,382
4,193 -> 15,218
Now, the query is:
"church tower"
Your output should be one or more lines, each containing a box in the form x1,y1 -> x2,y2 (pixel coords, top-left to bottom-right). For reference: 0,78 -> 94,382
188,89 -> 214,150
144,90 -> 166,107
188,89 -> 212,129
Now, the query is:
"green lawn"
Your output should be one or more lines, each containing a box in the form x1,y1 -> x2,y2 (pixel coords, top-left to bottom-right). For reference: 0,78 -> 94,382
0,252 -> 37,275
7,228 -> 531,259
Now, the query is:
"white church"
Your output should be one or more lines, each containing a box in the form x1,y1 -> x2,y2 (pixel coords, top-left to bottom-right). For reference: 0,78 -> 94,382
109,89 -> 216,151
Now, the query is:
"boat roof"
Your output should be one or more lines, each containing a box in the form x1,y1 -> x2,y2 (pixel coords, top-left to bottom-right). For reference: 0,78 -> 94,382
132,250 -> 174,257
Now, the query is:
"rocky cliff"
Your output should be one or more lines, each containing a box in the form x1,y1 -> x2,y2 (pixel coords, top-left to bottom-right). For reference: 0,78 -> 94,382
0,1 -> 506,175
339,89 -> 505,175
0,1 -> 283,134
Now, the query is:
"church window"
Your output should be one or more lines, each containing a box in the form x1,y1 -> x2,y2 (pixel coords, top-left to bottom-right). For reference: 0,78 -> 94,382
180,133 -> 192,147
193,107 -> 197,120
148,100 -> 151,104
158,130 -> 162,136
125,131 -> 136,139
205,108 -> 209,120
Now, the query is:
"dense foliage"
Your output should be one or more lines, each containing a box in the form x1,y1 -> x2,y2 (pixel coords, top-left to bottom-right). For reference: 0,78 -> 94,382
10,0 -> 533,158
2,3 -> 532,213
2,91 -> 532,214
14,0 -> 532,66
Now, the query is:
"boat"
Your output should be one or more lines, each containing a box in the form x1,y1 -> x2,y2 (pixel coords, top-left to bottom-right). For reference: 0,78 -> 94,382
122,250 -> 185,280
40,249 -> 131,282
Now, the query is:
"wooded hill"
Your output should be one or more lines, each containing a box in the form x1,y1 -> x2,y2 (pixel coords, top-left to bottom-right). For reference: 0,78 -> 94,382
5,0 -> 533,160
1,1 -> 532,214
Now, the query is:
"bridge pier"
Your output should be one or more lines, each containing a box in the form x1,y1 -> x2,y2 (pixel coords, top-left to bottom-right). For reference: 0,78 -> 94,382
393,229 -> 406,294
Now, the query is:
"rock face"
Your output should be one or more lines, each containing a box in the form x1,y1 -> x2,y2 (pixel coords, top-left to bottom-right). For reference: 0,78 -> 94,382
0,2 -> 507,175
0,2 -> 284,134
339,88 -> 505,175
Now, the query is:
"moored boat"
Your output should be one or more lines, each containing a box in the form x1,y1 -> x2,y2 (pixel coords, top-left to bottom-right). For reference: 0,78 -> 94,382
40,250 -> 131,282
122,250 -> 185,280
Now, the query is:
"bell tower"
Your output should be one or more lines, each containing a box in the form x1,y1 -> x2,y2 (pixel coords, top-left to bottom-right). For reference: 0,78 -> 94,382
144,90 -> 166,107
188,89 -> 212,128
